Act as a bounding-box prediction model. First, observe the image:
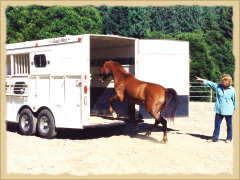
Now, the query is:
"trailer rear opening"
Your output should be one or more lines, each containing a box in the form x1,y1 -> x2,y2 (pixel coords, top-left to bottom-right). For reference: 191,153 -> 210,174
89,35 -> 135,117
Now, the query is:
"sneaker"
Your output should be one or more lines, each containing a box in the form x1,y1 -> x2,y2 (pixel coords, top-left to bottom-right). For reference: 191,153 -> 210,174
225,139 -> 231,143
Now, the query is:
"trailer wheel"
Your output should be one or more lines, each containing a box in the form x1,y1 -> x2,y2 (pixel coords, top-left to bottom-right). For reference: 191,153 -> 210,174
18,108 -> 37,135
37,109 -> 57,139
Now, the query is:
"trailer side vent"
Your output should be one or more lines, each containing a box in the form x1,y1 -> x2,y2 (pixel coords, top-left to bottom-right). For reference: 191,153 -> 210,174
13,82 -> 26,94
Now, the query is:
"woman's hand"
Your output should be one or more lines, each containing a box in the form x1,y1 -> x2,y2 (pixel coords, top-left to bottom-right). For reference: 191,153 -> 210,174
195,76 -> 204,82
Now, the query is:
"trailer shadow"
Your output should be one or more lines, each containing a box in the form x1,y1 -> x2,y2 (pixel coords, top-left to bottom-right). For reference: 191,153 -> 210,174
6,122 -> 19,133
6,121 -> 179,143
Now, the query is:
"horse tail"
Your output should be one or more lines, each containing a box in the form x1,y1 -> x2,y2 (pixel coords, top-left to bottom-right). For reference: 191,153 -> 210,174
161,88 -> 178,122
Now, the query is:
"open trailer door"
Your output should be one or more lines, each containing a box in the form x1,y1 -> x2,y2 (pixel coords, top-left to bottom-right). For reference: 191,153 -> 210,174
135,39 -> 190,117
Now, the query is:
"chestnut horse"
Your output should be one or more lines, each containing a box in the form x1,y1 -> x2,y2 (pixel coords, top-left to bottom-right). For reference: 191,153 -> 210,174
100,60 -> 178,143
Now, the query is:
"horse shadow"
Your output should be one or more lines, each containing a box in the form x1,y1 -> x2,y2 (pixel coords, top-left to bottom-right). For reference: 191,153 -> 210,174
55,118 -> 179,143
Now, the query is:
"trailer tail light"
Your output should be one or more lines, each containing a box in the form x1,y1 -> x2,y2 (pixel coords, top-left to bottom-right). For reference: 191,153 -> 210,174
78,37 -> 82,41
84,85 -> 88,94
76,80 -> 82,87
84,75 -> 87,80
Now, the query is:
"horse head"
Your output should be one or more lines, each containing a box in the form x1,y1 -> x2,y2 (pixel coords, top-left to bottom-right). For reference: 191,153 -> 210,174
101,61 -> 113,75
99,60 -> 113,83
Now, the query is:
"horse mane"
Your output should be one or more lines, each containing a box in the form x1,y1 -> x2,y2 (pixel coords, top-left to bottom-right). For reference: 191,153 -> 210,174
107,60 -> 132,81
109,61 -> 129,74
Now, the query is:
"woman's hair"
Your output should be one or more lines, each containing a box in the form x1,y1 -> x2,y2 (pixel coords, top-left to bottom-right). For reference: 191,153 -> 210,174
221,74 -> 233,87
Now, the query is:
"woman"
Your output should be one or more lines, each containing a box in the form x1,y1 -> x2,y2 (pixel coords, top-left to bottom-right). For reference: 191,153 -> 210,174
196,74 -> 237,143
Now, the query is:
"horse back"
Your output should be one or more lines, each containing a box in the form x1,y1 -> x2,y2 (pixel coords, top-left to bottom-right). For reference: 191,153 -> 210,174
124,76 -> 166,104
145,82 -> 166,101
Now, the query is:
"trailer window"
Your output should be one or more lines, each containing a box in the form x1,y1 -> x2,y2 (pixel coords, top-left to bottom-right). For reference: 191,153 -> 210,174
13,54 -> 30,75
34,54 -> 47,68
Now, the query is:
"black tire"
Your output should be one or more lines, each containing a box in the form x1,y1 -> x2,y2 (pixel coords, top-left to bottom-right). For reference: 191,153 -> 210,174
37,109 -> 57,139
18,108 -> 37,135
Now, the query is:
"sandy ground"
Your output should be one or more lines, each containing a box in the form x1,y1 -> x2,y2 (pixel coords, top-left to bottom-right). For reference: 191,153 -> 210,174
6,102 -> 233,176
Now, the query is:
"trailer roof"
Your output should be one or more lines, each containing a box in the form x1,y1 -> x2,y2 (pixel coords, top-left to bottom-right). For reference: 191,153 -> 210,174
90,34 -> 135,50
6,34 -> 188,51
6,34 -> 136,50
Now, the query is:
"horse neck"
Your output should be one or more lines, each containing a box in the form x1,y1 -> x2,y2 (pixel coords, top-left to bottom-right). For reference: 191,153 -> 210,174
111,66 -> 129,83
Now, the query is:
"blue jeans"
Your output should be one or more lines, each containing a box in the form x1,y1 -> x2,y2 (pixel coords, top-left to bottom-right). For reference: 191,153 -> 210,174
212,114 -> 232,141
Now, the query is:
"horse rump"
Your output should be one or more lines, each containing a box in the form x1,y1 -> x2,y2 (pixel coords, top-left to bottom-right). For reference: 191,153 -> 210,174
161,88 -> 178,121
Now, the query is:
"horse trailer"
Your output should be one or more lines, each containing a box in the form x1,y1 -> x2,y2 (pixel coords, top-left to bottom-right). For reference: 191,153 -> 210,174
5,34 -> 189,138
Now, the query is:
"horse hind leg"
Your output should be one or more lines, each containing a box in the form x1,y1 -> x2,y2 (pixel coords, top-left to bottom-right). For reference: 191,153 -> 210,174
159,116 -> 168,144
145,119 -> 160,136
145,99 -> 161,137
145,101 -> 168,143
145,115 -> 168,144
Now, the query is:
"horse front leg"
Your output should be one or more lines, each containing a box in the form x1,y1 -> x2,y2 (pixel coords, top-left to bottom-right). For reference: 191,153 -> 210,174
127,103 -> 136,122
109,95 -> 120,119
109,84 -> 125,119
127,103 -> 140,132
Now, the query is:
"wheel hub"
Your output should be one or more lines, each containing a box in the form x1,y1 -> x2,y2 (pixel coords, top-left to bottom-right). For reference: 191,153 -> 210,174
21,114 -> 30,131
40,116 -> 50,133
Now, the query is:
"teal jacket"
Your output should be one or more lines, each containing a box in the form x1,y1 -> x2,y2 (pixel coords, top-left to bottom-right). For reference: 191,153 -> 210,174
203,80 -> 237,115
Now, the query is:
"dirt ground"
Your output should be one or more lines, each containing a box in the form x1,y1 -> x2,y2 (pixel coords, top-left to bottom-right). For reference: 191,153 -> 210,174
6,102 -> 234,176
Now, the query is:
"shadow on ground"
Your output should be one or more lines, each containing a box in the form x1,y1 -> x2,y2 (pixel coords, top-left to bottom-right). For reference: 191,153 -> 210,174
6,120 -> 179,143
186,133 -> 212,140
186,133 -> 226,142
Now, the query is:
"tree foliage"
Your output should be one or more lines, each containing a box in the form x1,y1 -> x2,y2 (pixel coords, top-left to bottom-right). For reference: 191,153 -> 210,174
6,5 -> 103,43
98,6 -> 151,38
146,6 -> 204,36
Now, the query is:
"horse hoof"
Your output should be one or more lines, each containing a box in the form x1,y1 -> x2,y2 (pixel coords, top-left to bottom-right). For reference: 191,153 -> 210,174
145,132 -> 151,137
160,139 -> 168,144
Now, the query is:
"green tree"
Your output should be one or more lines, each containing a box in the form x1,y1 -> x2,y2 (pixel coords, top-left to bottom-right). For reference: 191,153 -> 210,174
174,6 -> 203,33
147,6 -> 204,36
201,7 -> 219,32
147,6 -> 180,36
216,7 -> 233,39
6,5 -> 103,43
204,30 -> 234,79
145,31 -> 174,40
98,6 -> 151,38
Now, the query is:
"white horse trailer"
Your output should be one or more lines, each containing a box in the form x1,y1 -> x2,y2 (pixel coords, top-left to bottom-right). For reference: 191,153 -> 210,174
5,34 -> 189,138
